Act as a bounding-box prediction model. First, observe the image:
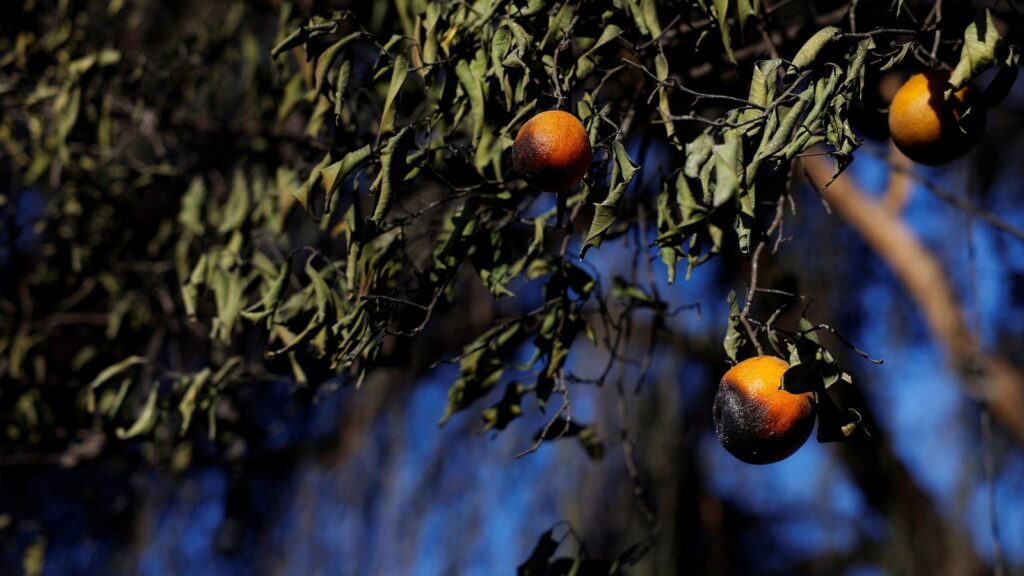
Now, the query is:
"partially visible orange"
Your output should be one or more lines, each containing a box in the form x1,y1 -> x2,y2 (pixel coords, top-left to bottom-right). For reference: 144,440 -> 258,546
888,71 -> 984,165
713,355 -> 816,464
511,110 -> 592,192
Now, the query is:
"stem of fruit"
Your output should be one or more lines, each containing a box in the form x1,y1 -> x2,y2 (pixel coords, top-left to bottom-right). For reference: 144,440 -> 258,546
550,16 -> 578,110
739,241 -> 766,357
738,195 -> 786,357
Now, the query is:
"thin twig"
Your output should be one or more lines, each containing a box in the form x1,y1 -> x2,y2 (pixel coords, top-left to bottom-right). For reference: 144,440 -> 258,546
834,28 -> 919,40
515,377 -> 572,459
878,161 -> 1024,242
927,0 -> 943,61
616,377 -> 658,527
621,58 -> 761,109
737,194 -> 787,356
797,324 -> 884,364
550,16 -> 579,109
738,242 -> 767,356
637,14 -> 682,50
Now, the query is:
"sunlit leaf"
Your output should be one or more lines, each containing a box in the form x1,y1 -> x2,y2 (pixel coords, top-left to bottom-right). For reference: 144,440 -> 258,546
87,356 -> 147,392
713,0 -> 734,63
950,10 -> 1001,89
713,136 -> 741,212
370,127 -> 411,224
378,53 -> 409,140
322,144 -> 372,212
178,368 -> 211,435
791,26 -> 840,69
115,386 -> 159,440
314,32 -> 360,94
455,57 -> 485,146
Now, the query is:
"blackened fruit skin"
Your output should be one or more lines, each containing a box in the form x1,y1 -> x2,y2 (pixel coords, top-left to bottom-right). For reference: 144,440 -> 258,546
714,382 -> 815,464
713,356 -> 816,465
511,110 -> 592,193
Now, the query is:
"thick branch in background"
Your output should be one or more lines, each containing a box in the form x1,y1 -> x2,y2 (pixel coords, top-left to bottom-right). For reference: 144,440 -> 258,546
803,152 -> 1024,443
881,143 -> 913,214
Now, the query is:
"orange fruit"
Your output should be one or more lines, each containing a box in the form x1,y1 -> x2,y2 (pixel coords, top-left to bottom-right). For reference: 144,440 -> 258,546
713,355 -> 816,464
511,110 -> 592,192
887,71 -> 984,165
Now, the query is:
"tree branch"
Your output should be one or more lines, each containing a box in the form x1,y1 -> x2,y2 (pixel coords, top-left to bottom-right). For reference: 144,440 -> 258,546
803,153 -> 1024,443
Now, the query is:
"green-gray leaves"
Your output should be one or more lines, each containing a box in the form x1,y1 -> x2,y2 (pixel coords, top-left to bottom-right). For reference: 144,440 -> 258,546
379,53 -> 409,140
370,128 -> 411,224
440,322 -> 522,425
438,262 -> 594,442
654,25 -> 879,280
791,27 -> 841,69
713,0 -> 734,63
621,0 -> 661,39
315,32 -> 361,96
271,10 -> 350,58
116,387 -> 159,440
655,50 -> 681,148
581,141 -> 639,258
454,58 -> 485,146
980,45 -> 1021,108
17,0 -> 909,461
950,10 -> 1001,90
712,129 -> 743,208
573,24 -> 624,82
944,6 -> 1022,125
324,145 -> 373,212
86,356 -> 148,414
708,0 -> 761,63
723,290 -> 746,363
